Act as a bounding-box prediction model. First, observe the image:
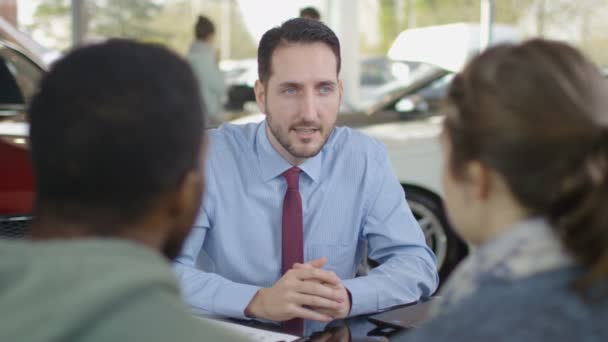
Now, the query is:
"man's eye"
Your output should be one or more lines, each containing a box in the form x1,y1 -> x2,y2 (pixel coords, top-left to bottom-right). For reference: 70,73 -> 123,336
319,86 -> 333,94
282,88 -> 297,95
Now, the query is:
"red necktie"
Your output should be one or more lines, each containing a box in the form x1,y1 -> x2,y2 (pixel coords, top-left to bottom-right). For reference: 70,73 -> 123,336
281,166 -> 304,335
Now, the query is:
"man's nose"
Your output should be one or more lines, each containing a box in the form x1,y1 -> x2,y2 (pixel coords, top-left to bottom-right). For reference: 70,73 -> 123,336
299,91 -> 317,120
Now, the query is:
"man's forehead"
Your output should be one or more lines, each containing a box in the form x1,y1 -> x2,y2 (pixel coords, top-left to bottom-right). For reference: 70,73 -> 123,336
271,41 -> 336,63
266,42 -> 338,84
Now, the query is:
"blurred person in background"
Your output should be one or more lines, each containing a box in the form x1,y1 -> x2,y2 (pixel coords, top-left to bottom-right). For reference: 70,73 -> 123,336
299,6 -> 321,21
395,39 -> 608,341
187,15 -> 226,126
0,39 -> 246,342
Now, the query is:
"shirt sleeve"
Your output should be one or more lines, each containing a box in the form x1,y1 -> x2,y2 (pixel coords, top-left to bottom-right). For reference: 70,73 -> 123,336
173,209 -> 261,319
343,144 -> 439,317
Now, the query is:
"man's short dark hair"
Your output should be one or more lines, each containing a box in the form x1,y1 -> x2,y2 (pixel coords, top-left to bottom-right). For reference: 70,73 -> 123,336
195,15 -> 215,40
28,39 -> 205,228
257,18 -> 340,84
299,6 -> 321,20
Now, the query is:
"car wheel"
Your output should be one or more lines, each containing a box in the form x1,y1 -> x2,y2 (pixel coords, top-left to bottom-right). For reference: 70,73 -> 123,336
403,186 -> 468,282
0,215 -> 31,239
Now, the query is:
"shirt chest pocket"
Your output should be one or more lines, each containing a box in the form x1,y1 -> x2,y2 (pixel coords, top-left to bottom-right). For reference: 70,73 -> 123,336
305,242 -> 359,279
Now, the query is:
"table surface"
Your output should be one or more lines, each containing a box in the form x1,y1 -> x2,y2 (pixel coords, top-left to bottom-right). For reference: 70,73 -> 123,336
218,300 -> 432,341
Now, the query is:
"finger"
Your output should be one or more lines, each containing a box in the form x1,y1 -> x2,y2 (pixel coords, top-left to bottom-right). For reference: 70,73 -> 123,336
307,256 -> 327,268
293,256 -> 326,270
295,279 -> 344,302
309,306 -> 351,323
289,305 -> 333,322
309,307 -> 334,316
292,292 -> 344,311
294,267 -> 341,286
289,267 -> 340,289
309,306 -> 350,323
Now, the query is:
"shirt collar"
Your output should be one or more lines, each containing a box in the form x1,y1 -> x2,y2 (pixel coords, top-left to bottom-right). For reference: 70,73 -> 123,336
255,120 -> 323,183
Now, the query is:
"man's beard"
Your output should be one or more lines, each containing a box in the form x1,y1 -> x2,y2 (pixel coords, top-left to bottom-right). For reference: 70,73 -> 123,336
266,109 -> 332,160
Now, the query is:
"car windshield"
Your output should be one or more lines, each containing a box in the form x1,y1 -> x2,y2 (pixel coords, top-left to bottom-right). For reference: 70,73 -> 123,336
357,62 -> 444,111
0,46 -> 43,104
0,44 -> 44,122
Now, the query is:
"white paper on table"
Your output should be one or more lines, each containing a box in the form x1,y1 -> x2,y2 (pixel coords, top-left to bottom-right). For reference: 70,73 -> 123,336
195,316 -> 300,342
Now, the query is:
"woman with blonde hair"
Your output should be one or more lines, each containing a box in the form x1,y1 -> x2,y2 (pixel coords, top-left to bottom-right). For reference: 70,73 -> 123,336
396,39 -> 608,341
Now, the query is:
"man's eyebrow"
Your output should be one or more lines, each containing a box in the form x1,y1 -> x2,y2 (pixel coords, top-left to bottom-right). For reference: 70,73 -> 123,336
277,82 -> 302,88
275,80 -> 337,88
317,80 -> 337,87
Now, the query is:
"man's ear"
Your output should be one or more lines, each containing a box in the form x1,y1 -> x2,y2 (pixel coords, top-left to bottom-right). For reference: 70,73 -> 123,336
254,80 -> 267,114
171,168 -> 204,227
170,142 -> 206,228
160,165 -> 204,261
466,161 -> 491,201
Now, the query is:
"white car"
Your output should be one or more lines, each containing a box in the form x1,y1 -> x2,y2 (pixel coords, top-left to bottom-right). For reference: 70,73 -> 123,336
231,23 -> 520,280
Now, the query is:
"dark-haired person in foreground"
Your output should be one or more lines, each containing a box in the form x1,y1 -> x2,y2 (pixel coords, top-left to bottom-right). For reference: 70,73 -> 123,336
395,39 -> 608,341
0,40 -> 246,341
174,18 -> 438,336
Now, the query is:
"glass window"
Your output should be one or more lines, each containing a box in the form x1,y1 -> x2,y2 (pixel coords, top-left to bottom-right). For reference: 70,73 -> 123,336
0,55 -> 23,105
0,47 -> 43,104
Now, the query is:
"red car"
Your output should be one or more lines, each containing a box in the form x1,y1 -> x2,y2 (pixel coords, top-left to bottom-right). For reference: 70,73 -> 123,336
0,40 -> 44,238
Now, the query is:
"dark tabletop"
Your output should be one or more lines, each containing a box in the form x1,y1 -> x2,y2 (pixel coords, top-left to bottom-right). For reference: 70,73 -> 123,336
227,300 -> 433,341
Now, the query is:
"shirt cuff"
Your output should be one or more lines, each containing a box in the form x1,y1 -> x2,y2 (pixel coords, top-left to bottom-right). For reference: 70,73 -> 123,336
212,282 -> 262,319
342,278 -> 379,317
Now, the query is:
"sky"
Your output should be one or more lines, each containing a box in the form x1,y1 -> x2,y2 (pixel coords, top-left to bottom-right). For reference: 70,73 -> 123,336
17,0 -> 38,26
235,0 -> 324,41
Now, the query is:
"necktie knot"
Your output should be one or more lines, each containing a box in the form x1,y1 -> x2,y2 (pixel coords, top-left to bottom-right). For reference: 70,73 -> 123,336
283,166 -> 300,191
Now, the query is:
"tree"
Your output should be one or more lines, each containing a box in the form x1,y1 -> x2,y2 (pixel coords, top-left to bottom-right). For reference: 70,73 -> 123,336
27,0 -> 256,59
27,0 -> 71,51
86,0 -> 166,42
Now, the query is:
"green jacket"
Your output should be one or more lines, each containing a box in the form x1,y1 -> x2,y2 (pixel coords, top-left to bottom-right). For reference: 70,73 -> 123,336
0,238 -> 248,341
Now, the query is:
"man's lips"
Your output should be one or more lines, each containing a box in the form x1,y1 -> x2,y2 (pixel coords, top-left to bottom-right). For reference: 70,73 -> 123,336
292,127 -> 320,134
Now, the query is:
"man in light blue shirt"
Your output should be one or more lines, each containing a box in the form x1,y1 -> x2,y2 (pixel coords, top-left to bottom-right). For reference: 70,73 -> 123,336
174,18 -> 438,334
